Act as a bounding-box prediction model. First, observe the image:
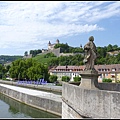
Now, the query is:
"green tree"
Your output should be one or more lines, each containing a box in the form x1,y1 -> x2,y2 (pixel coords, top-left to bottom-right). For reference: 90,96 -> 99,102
74,76 -> 81,82
107,44 -> 113,52
44,52 -> 56,58
9,58 -> 49,81
54,43 -> 69,53
102,78 -> 112,83
113,45 -> 118,51
62,76 -> 70,82
0,64 -> 7,79
29,49 -> 42,57
6,65 -> 11,72
49,75 -> 58,83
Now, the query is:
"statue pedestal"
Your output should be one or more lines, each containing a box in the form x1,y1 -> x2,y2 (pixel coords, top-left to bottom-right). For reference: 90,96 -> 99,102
79,70 -> 100,89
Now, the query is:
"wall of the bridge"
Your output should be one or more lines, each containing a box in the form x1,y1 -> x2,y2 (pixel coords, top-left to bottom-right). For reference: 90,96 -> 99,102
62,82 -> 120,118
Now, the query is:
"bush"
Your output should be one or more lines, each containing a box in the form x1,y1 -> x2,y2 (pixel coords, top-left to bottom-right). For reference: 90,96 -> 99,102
62,76 -> 70,82
73,76 -> 81,82
44,52 -> 56,58
49,75 -> 57,83
116,80 -> 120,83
102,78 -> 112,83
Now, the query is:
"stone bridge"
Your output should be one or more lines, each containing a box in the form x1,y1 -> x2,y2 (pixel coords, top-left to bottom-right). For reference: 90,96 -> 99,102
62,82 -> 120,118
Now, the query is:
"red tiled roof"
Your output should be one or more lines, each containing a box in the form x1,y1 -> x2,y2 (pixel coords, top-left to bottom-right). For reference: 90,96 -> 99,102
49,64 -> 120,73
55,65 -> 85,70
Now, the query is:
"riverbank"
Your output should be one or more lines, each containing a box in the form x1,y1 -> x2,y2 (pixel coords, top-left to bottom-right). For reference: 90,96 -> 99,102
0,93 -> 60,118
0,83 -> 62,116
0,80 -> 62,95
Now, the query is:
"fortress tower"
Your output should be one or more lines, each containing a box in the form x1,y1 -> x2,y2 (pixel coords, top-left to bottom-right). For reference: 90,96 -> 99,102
56,39 -> 59,44
48,39 -> 60,50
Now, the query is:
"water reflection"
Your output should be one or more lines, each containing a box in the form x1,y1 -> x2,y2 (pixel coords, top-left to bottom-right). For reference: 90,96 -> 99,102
0,93 -> 61,118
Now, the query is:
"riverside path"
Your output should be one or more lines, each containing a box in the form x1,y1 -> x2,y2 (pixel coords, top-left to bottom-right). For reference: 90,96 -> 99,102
0,83 -> 62,102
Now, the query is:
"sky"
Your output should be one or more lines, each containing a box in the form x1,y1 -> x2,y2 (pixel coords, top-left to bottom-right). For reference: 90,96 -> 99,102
0,1 -> 120,56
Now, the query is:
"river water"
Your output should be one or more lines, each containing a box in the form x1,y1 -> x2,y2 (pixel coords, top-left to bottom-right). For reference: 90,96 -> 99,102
0,93 -> 61,118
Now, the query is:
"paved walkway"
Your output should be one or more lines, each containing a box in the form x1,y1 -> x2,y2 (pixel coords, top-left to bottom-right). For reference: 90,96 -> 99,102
0,80 -> 62,93
0,83 -> 62,102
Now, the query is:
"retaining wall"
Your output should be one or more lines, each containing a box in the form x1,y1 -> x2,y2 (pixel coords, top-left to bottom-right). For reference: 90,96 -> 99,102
0,85 -> 62,117
0,80 -> 62,93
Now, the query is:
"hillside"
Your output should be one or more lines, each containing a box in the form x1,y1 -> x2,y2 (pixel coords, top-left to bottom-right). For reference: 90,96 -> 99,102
2,43 -> 120,66
0,55 -> 23,65
32,53 -> 57,65
31,44 -> 120,66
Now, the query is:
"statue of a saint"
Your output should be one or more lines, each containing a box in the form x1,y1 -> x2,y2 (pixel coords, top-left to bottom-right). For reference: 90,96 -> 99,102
83,36 -> 97,71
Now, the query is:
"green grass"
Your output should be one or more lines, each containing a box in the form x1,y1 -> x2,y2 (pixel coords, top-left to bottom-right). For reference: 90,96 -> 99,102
32,54 -> 57,65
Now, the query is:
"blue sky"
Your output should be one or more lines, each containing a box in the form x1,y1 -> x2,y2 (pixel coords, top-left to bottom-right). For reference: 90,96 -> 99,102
0,1 -> 120,56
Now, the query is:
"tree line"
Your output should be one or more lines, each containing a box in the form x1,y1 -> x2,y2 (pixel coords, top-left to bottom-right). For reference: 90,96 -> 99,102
1,43 -> 120,83
42,45 -> 120,67
24,43 -> 120,66
8,58 -> 49,81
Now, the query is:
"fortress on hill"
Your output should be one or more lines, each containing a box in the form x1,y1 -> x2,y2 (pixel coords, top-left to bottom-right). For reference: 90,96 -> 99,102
48,39 -> 60,50
23,39 -> 83,58
41,39 -> 83,57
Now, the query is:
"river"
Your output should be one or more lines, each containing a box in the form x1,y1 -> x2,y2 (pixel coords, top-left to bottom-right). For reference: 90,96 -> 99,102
0,93 -> 61,118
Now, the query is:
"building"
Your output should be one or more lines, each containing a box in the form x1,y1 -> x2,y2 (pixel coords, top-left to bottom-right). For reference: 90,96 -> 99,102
23,54 -> 32,59
95,64 -> 120,82
48,39 -> 59,50
49,64 -> 120,82
49,65 -> 84,81
107,50 -> 120,56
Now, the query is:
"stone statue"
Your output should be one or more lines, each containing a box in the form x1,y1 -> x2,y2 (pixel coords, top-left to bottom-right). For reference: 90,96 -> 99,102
83,36 -> 97,71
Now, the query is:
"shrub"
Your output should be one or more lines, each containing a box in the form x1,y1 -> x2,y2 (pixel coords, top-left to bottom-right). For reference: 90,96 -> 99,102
62,76 -> 70,82
102,78 -> 112,82
49,75 -> 58,83
73,76 -> 81,82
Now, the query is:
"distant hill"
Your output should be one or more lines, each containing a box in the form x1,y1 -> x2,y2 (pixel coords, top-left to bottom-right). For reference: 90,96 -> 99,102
3,43 -> 120,66
0,55 -> 23,65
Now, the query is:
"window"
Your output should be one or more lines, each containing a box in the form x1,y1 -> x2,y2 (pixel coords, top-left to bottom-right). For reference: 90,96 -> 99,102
98,69 -> 101,71
112,68 -> 116,71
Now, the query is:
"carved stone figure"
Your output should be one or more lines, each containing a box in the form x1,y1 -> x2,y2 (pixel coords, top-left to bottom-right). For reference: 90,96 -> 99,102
83,36 -> 97,70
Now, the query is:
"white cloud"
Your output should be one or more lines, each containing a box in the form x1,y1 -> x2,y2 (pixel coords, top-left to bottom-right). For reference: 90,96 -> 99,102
0,1 -> 119,55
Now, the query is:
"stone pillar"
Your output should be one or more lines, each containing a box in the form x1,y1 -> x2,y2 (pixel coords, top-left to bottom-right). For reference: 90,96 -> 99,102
79,70 -> 100,89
